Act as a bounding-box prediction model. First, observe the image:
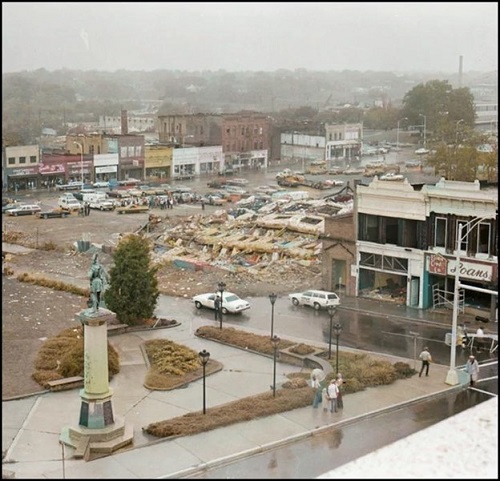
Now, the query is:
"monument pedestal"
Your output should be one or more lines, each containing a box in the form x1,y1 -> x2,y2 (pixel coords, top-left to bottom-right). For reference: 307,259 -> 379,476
60,308 -> 133,459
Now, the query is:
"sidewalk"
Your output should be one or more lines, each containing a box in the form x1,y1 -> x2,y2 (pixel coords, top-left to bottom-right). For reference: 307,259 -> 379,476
2,315 -> 469,479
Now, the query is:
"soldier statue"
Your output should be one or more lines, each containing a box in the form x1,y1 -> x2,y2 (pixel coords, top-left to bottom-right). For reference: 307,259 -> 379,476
88,253 -> 109,313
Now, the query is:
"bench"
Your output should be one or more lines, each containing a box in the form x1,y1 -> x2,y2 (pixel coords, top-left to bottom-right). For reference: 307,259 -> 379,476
47,376 -> 84,391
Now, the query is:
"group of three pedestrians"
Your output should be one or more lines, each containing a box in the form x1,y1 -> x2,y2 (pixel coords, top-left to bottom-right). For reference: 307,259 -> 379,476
311,371 -> 344,413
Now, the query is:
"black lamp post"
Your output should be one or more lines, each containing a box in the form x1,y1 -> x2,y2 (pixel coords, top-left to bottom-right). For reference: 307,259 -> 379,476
198,349 -> 210,414
333,322 -> 343,376
271,335 -> 280,397
269,293 -> 277,340
327,305 -> 336,360
217,282 -> 226,330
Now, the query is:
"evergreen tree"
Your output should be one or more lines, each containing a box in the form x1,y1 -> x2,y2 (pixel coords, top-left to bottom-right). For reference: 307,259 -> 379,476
104,234 -> 159,325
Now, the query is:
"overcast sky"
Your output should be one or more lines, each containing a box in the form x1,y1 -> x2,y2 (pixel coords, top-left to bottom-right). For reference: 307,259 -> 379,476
2,2 -> 498,74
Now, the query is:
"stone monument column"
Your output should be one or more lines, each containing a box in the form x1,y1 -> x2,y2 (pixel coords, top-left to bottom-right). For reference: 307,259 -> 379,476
60,254 -> 133,460
78,309 -> 115,428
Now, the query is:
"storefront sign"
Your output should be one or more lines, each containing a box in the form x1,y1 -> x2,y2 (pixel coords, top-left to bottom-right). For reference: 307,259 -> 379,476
429,254 -> 494,282
428,254 -> 447,275
39,163 -> 65,175
94,153 -> 119,166
9,167 -> 38,176
448,259 -> 493,282
95,166 -> 117,174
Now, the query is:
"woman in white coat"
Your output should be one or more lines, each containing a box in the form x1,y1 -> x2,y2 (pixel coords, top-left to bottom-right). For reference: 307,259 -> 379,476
465,355 -> 480,386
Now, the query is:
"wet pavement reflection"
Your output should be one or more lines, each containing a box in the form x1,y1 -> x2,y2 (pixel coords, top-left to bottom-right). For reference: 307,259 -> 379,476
187,378 -> 497,479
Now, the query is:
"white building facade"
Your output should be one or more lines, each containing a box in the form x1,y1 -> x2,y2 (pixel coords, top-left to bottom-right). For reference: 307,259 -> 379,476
355,177 -> 498,311
280,133 -> 326,162
325,123 -> 363,163
171,145 -> 224,178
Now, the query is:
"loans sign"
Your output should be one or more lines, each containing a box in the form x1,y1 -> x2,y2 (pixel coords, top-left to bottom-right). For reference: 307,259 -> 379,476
428,254 -> 493,282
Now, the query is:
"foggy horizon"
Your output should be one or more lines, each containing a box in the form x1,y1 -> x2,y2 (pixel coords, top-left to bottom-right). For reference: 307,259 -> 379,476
2,2 -> 498,75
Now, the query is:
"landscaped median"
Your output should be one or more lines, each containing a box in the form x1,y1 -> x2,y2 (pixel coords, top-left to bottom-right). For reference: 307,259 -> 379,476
143,326 -> 416,439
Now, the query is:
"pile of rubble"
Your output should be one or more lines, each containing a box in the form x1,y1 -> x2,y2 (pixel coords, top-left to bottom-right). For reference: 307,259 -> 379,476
144,194 -> 352,294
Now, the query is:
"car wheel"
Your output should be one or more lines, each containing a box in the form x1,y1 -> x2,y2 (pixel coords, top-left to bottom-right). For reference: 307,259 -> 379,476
100,207 -> 104,211
292,298 -> 300,306
313,302 -> 321,311
222,307 -> 229,315
194,301 -> 203,309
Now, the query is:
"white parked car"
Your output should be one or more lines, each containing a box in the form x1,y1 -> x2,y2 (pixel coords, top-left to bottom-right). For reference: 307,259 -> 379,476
288,290 -> 340,310
192,291 -> 251,314
6,204 -> 42,216
415,148 -> 430,155
89,199 -> 115,211
58,196 -> 82,211
93,181 -> 110,188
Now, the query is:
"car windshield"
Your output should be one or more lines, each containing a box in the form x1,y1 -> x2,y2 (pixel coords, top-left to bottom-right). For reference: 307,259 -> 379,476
224,295 -> 240,303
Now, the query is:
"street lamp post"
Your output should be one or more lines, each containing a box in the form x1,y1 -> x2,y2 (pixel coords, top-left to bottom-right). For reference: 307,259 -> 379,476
199,349 -> 210,414
333,323 -> 343,376
445,217 -> 490,386
327,305 -> 336,359
419,114 -> 427,149
73,141 -> 84,185
396,117 -> 408,161
269,293 -> 277,339
217,282 -> 226,330
271,335 -> 280,397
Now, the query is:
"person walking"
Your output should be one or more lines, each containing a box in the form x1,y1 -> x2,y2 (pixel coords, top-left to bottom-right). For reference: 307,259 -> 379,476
465,355 -> 480,386
335,373 -> 344,410
214,295 -> 221,321
311,370 -> 325,409
327,378 -> 339,413
418,347 -> 432,377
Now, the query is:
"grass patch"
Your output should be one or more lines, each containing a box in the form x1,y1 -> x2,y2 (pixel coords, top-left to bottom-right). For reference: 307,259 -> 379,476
289,343 -> 316,355
16,272 -> 89,297
143,339 -> 223,390
32,326 -> 120,388
144,387 -> 314,438
195,325 -> 297,354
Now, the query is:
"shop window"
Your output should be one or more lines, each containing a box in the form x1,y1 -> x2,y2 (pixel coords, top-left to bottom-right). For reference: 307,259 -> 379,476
385,217 -> 399,244
19,156 -> 26,164
477,222 -> 491,255
403,219 -> 418,248
366,215 -> 379,242
29,156 -> 37,163
434,217 -> 447,248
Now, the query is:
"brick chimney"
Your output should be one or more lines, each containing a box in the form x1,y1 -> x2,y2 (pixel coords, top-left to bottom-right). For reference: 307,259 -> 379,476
121,109 -> 128,135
